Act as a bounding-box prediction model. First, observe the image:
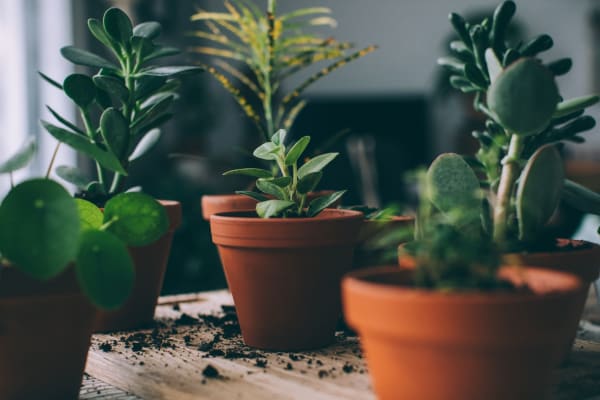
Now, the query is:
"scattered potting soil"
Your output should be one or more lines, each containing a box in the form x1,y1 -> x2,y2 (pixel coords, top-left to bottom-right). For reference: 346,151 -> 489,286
202,364 -> 220,378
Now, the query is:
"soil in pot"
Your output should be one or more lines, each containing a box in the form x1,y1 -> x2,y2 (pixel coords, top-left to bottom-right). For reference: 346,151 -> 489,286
210,208 -> 362,351
201,191 -> 340,221
0,266 -> 96,400
343,265 -> 583,400
94,200 -> 182,332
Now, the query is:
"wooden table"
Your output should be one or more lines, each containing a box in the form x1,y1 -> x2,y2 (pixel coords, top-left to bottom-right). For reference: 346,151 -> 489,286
81,289 -> 600,400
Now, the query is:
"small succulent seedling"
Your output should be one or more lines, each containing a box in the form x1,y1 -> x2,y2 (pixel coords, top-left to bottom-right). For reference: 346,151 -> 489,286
433,0 -> 600,250
40,7 -> 201,204
224,129 -> 344,218
0,138 -> 168,310
191,0 -> 376,142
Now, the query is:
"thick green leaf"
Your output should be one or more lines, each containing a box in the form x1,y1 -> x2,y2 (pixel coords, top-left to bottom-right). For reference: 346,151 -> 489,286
141,66 -> 202,77
144,46 -> 181,62
268,176 -> 293,187
253,142 -> 280,160
307,190 -> 346,217
297,171 -> 322,194
135,76 -> 167,100
562,179 -> 600,215
553,95 -> 600,119
46,106 -> 86,135
223,168 -> 273,178
129,129 -> 161,161
75,229 -> 134,310
63,74 -> 97,109
93,75 -> 128,101
271,129 -> 287,145
133,21 -> 162,40
100,108 -> 129,160
0,137 -> 36,173
61,46 -> 117,70
131,36 -> 155,60
0,179 -> 80,280
256,179 -> 286,199
103,7 -> 133,46
55,165 -> 90,189
284,136 -> 310,166
41,121 -> 127,175
103,192 -> 169,247
256,200 -> 295,218
131,95 -> 174,131
75,198 -> 103,230
297,153 -> 338,179
87,18 -> 117,51
235,191 -> 269,202
516,144 -> 564,241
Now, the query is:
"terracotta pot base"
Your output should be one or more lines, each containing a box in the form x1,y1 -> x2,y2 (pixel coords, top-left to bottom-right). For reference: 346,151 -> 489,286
94,200 -> 182,332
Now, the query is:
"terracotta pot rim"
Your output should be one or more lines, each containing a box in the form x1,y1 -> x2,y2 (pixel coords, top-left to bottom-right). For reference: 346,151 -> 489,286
211,208 -> 363,223
344,265 -> 582,304
202,190 -> 336,199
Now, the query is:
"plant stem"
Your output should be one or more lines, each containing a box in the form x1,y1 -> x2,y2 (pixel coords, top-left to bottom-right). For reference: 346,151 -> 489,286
492,134 -> 524,243
262,0 -> 276,141
45,142 -> 61,179
81,109 -> 106,190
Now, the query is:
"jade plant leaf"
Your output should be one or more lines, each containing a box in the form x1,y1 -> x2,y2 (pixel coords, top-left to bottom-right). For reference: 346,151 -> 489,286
487,58 -> 560,136
61,46 -> 117,70
553,95 -> 600,119
235,191 -> 268,202
75,198 -> 104,230
256,179 -> 286,199
55,165 -> 90,189
297,171 -> 322,194
93,75 -> 128,101
307,190 -> 346,217
253,142 -> 279,160
297,153 -> 338,179
0,179 -> 80,280
100,108 -> 129,160
223,168 -> 273,178
562,179 -> 600,215
0,137 -> 36,173
256,200 -> 295,218
63,74 -> 97,109
141,66 -> 202,77
75,229 -> 134,310
284,136 -> 310,166
426,153 -> 481,216
103,192 -> 168,247
103,7 -> 133,46
87,18 -> 116,50
128,129 -> 161,161
516,144 -> 564,241
133,22 -> 162,39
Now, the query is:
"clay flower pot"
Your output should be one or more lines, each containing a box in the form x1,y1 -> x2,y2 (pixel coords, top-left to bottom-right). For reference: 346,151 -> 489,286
343,266 -> 583,400
0,267 -> 96,400
201,191 -> 339,221
210,208 -> 362,350
94,200 -> 182,332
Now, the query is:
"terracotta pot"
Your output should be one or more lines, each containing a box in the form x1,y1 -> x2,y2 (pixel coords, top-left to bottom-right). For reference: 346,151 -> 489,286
343,266 -> 582,400
0,266 -> 96,399
94,200 -> 182,332
201,191 -> 339,221
210,208 -> 362,350
504,239 -> 600,362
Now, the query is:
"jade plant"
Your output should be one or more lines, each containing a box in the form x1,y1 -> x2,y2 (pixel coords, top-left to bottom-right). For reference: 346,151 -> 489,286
224,129 -> 344,217
433,0 -> 600,251
0,139 -> 168,310
40,7 -> 201,204
190,0 -> 377,142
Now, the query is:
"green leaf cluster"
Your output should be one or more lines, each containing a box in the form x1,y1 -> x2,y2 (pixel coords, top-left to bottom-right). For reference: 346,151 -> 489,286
40,7 -> 201,204
0,140 -> 168,310
224,129 -> 344,218
190,0 -> 377,141
436,0 -> 600,249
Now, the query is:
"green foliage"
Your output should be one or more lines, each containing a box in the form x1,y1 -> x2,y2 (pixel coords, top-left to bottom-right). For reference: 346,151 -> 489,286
0,137 -> 36,173
225,129 -> 344,218
190,0 -> 377,141
41,7 -> 201,203
436,0 -> 600,249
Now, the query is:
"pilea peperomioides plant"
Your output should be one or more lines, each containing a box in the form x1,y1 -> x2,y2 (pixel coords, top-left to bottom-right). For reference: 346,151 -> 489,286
0,139 -> 168,310
190,0 -> 376,142
40,7 -> 201,205
224,129 -> 344,218
433,0 -> 600,251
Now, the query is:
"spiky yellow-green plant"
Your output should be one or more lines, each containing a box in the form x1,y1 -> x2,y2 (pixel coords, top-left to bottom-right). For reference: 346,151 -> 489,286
190,0 -> 377,142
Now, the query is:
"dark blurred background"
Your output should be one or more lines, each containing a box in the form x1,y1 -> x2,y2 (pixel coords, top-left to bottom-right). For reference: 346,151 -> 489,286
3,0 -> 600,293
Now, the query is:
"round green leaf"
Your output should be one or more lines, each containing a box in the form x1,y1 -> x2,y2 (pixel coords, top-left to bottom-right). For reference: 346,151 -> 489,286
487,58 -> 559,136
103,7 -> 133,46
133,21 -> 162,40
103,192 -> 168,246
75,229 -> 134,310
0,179 -> 80,280
0,136 -> 36,173
93,75 -> 128,101
75,198 -> 104,231
63,74 -> 97,109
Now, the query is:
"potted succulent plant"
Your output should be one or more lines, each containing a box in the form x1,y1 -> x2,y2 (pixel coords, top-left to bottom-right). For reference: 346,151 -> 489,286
421,0 -> 600,359
210,129 -> 363,350
192,0 -> 377,219
0,140 -> 166,399
344,181 -> 583,400
40,7 -> 199,331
